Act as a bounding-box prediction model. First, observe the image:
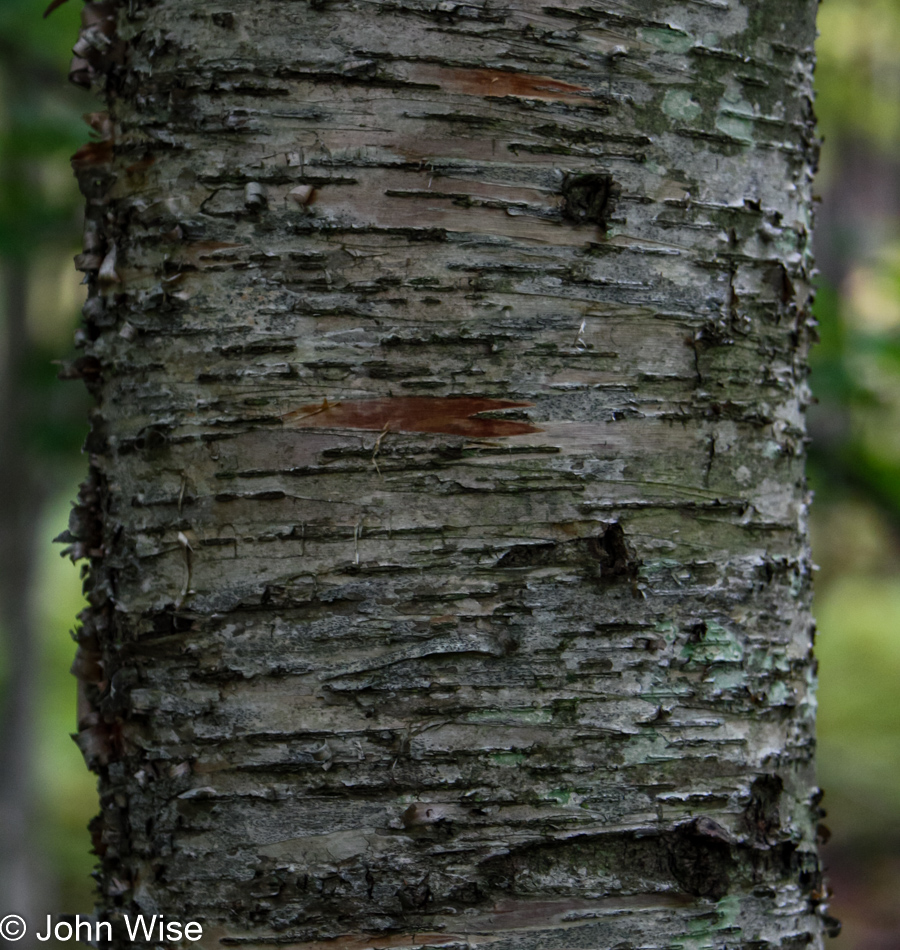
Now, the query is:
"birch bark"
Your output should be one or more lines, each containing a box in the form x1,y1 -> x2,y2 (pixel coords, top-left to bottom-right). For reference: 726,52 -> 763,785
65,0 -> 829,947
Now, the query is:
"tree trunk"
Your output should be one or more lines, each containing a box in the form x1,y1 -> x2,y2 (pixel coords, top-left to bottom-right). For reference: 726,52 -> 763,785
0,256 -> 46,946
1,46 -> 56,924
67,0 -> 829,947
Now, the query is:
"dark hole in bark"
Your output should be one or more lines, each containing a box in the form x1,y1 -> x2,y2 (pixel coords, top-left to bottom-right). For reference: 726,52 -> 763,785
744,774 -> 783,845
137,425 -> 169,455
496,522 -> 639,582
151,609 -> 194,637
211,11 -> 235,28
687,620 -> 707,643
496,541 -> 557,567
396,874 -> 432,910
449,881 -> 482,904
561,172 -> 618,231
586,522 -> 638,578
667,819 -> 735,900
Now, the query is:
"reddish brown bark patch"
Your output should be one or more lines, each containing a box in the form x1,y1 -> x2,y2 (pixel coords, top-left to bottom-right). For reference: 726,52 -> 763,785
409,64 -> 593,104
283,396 -> 540,437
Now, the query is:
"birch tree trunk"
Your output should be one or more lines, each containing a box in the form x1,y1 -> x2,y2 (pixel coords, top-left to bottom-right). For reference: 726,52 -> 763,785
66,0 -> 830,947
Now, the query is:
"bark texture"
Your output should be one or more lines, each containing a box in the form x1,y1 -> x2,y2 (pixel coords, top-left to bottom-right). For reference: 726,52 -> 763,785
65,0 -> 829,947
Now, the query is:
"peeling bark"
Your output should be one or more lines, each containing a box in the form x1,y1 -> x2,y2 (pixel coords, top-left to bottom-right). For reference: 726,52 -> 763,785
66,0 -> 830,947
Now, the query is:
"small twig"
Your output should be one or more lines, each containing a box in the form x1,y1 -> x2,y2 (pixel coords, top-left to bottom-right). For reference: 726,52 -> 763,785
574,318 -> 587,349
176,531 -> 193,606
464,439 -> 504,449
43,0 -> 71,18
372,422 -> 390,474
293,397 -> 341,420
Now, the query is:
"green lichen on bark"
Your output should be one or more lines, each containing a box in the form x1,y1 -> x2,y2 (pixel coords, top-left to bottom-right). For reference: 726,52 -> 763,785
64,0 -> 829,947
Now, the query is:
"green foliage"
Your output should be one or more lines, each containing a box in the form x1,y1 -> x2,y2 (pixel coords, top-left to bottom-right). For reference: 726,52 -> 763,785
816,576 -> 900,839
0,0 -> 82,61
0,5 -> 84,257
0,0 -> 93,912
807,3 -> 900,882
809,278 -> 900,516
34,491 -> 96,912
816,0 -> 900,152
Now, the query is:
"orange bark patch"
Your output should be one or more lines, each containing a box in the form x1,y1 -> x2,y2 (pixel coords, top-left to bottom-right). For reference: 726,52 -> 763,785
283,396 -> 540,437
409,64 -> 593,104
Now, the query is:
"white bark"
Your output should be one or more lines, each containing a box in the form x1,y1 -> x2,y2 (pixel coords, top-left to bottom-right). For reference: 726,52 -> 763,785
66,0 -> 830,947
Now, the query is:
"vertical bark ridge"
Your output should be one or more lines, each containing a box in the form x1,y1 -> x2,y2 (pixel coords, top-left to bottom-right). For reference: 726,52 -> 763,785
66,0 -> 829,947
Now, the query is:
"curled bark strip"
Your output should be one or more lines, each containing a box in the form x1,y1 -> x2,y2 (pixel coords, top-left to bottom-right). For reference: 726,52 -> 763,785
43,0 -> 71,18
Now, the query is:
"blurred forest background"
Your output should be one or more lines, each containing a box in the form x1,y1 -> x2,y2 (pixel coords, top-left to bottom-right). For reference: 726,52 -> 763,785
0,0 -> 898,947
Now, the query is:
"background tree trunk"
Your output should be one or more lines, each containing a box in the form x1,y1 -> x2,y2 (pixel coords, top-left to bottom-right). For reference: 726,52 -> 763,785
0,256 -> 46,947
68,0 -> 829,947
1,44 -> 57,924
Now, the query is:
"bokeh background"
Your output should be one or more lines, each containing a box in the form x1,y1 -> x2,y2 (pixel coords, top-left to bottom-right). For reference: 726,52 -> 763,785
0,0 -> 898,946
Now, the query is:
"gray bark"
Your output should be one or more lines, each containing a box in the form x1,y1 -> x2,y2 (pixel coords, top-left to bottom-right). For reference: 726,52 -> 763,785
66,0 -> 830,947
